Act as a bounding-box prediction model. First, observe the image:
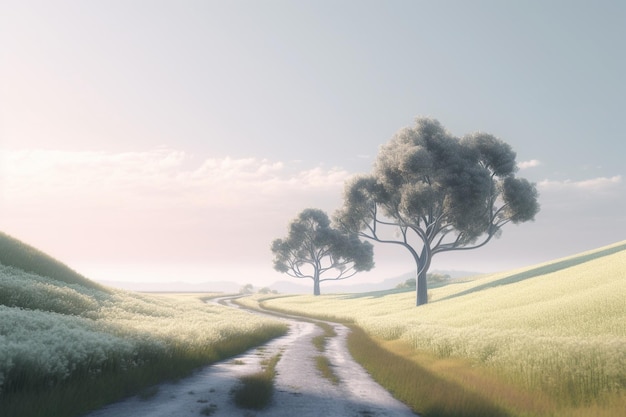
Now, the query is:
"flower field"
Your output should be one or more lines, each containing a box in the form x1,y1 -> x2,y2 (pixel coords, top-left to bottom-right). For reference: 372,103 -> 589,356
0,262 -> 286,417
259,241 -> 626,415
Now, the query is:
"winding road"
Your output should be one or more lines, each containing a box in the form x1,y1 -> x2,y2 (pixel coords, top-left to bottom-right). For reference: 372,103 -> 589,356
85,296 -> 418,417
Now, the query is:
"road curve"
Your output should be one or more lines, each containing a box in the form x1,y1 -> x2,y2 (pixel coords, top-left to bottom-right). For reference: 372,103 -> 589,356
85,296 -> 418,417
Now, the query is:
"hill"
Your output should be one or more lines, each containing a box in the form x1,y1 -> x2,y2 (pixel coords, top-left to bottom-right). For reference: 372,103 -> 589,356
259,240 -> 626,416
0,231 -> 103,291
0,232 -> 286,417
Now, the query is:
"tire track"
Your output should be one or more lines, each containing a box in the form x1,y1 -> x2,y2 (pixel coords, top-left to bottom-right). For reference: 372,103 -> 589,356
85,296 -> 418,417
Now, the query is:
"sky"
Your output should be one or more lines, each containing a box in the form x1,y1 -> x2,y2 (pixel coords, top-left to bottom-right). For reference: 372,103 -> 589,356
1,0 -> 624,288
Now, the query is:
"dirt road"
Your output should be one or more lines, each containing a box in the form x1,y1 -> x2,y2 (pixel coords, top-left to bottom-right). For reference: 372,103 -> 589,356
84,298 -> 418,417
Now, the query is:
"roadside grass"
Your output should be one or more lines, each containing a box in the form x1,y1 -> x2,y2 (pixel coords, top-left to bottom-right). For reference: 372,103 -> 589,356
257,241 -> 626,417
312,321 -> 336,352
231,353 -> 282,410
315,355 -> 340,385
311,322 -> 340,384
347,325 -> 512,417
138,386 -> 160,400
0,248 -> 288,417
0,322 -> 287,417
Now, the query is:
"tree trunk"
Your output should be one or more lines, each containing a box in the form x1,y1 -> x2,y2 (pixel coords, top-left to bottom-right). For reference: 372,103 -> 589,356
313,269 -> 321,296
416,267 -> 428,306
415,249 -> 431,306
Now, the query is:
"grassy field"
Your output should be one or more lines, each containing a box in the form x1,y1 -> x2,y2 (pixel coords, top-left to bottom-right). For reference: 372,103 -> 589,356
255,240 -> 626,417
0,233 -> 287,417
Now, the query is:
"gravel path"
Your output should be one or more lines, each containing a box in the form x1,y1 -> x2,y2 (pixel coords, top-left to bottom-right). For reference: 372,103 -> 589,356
84,299 -> 418,417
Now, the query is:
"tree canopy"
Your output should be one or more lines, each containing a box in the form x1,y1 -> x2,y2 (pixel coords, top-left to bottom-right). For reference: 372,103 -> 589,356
335,117 -> 540,305
271,208 -> 374,295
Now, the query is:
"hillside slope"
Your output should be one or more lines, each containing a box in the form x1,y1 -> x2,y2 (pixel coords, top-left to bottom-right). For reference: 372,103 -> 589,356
0,231 -> 103,290
260,240 -> 626,413
0,232 -> 286,417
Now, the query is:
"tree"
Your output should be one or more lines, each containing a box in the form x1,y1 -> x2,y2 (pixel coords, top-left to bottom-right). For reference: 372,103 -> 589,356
271,208 -> 374,295
239,283 -> 255,294
396,273 -> 451,290
335,118 -> 539,306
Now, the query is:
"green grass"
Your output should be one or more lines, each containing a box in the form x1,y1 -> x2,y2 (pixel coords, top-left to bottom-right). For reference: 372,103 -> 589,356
259,240 -> 626,417
1,311 -> 287,417
231,353 -> 282,410
311,322 -> 340,384
347,325 -> 511,417
315,355 -> 340,385
312,321 -> 336,352
0,233 -> 288,417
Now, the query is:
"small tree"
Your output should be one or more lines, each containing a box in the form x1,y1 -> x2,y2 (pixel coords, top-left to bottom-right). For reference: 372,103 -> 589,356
335,117 -> 540,306
396,273 -> 451,289
239,283 -> 255,294
271,208 -> 374,295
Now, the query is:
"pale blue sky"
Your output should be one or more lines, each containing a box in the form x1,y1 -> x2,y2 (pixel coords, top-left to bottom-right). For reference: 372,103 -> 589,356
1,1 -> 624,286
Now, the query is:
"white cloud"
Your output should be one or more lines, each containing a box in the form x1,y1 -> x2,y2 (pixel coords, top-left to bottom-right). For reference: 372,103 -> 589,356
1,149 -> 623,287
535,175 -> 625,224
538,175 -> 622,192
518,159 -> 541,169
0,148 -> 356,275
0,148 -> 352,211
575,175 -> 623,190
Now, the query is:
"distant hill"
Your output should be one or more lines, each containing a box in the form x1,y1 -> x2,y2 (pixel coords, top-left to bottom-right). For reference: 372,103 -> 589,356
98,268 -> 481,295
268,269 -> 482,295
0,231 -> 104,291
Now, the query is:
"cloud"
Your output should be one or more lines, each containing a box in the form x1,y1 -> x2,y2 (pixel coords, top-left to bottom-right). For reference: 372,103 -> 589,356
574,175 -> 622,190
1,149 -> 623,286
518,159 -> 541,169
538,175 -> 622,192
535,175 -> 625,223
0,148 -> 357,270
0,148 -> 352,211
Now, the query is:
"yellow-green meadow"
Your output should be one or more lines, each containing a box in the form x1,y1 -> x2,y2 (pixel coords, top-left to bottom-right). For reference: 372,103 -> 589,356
255,241 -> 626,416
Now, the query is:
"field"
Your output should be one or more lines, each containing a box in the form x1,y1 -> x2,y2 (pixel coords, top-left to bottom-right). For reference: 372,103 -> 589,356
254,241 -> 626,416
2,229 -> 625,417
0,232 -> 287,417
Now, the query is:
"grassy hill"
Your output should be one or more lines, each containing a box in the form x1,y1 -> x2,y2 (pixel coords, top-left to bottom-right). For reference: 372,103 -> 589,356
256,240 -> 626,417
0,231 -> 102,291
0,232 -> 286,417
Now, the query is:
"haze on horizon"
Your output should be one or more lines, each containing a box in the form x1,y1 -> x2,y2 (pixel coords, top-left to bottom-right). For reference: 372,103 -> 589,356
1,1 -> 624,288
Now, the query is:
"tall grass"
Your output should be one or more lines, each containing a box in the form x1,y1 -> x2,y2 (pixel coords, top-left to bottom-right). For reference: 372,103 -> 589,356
347,325 -> 513,417
312,321 -> 336,352
315,355 -> 340,385
260,241 -> 626,416
312,322 -> 340,384
0,257 -> 287,417
231,353 -> 282,410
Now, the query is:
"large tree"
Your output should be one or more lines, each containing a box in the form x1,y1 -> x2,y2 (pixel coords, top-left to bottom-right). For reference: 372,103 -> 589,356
271,208 -> 374,295
335,118 -> 540,306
